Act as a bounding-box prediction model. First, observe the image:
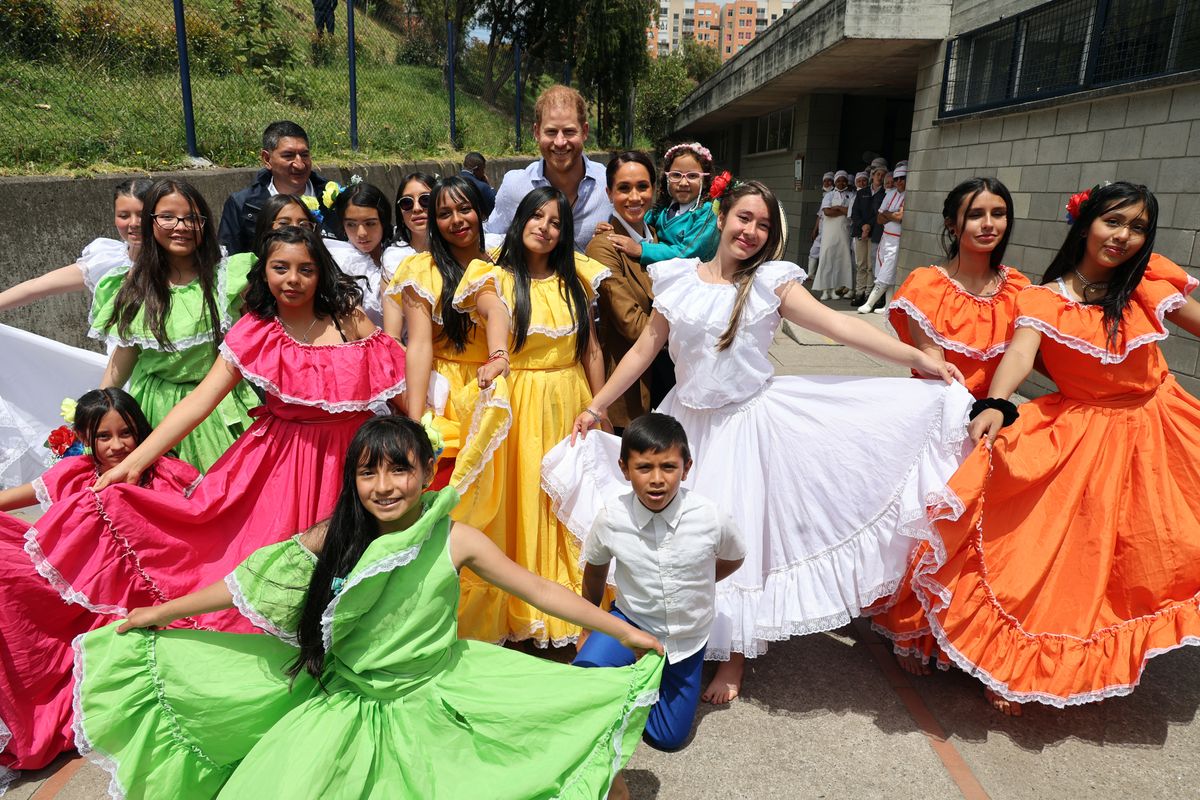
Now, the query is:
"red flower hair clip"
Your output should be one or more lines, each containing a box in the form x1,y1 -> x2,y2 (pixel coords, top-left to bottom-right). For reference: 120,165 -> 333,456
1065,189 -> 1091,224
708,171 -> 734,201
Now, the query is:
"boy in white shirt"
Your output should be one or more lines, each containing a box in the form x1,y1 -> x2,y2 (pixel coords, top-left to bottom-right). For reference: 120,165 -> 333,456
574,413 -> 745,764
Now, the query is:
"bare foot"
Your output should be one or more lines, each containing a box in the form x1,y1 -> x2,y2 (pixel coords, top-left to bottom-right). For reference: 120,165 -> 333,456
984,688 -> 1022,716
896,652 -> 931,676
702,654 -> 744,704
608,772 -> 630,800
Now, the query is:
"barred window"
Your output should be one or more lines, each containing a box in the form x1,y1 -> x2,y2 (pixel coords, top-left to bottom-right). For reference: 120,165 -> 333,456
749,107 -> 793,154
941,0 -> 1200,117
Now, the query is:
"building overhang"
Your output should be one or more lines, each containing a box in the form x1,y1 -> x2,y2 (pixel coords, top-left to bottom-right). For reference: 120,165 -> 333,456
672,0 -> 951,134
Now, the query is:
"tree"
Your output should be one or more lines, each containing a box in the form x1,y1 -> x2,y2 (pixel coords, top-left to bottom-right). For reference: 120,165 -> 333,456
574,0 -> 654,146
635,50 -> 693,146
679,36 -> 720,85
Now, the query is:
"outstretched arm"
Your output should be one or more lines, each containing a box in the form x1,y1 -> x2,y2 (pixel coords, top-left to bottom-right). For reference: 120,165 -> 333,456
570,311 -> 670,442
450,523 -> 663,656
0,482 -> 37,512
1166,295 -> 1200,340
0,265 -> 88,312
970,326 -> 1041,444
95,357 -> 243,488
117,579 -> 235,633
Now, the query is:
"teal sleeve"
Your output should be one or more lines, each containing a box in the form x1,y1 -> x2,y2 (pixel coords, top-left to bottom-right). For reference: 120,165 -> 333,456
639,206 -> 720,264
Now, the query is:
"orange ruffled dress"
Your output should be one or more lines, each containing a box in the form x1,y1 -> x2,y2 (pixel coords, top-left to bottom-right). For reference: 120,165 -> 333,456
875,259 -> 1200,705
888,266 -> 1031,399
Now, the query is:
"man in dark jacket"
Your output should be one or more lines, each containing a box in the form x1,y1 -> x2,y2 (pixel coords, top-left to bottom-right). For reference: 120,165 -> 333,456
460,151 -> 496,218
218,121 -> 335,255
849,165 -> 888,306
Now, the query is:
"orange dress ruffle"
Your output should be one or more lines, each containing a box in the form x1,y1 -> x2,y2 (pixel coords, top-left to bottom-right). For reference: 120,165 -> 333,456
873,263 -> 1200,705
888,266 -> 1031,398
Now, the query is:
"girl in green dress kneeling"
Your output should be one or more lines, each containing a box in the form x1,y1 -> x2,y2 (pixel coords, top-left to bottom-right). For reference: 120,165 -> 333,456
73,415 -> 664,800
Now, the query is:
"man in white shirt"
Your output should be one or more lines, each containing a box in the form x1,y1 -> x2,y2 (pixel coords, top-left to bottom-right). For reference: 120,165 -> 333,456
574,413 -> 744,768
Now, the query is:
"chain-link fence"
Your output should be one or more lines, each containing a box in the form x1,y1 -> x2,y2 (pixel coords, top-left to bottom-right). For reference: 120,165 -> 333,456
1,0 -> 601,173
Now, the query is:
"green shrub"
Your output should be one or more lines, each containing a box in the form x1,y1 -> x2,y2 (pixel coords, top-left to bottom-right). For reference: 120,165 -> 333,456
186,10 -> 234,75
123,20 -> 178,73
60,1 -> 121,64
0,0 -> 60,60
310,32 -> 338,67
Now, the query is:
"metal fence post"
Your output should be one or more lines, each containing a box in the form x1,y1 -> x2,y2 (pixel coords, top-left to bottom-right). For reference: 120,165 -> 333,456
348,0 -> 359,150
172,0 -> 199,158
448,20 -> 458,148
514,39 -> 522,150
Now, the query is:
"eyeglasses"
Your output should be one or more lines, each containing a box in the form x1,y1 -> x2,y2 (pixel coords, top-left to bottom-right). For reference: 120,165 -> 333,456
397,193 -> 432,212
152,213 -> 206,230
272,219 -> 316,231
666,171 -> 710,183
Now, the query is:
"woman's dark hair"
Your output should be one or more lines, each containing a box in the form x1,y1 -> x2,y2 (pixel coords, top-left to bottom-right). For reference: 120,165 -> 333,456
113,178 -> 154,203
244,226 -> 363,321
941,177 -> 1014,271
394,172 -> 437,245
333,180 -> 394,248
714,180 -> 783,351
605,151 -> 657,190
74,388 -> 158,485
620,412 -> 691,464
105,179 -> 223,352
289,416 -> 436,684
496,186 -> 591,362
1042,181 -> 1158,348
426,176 -> 486,352
252,193 -> 318,252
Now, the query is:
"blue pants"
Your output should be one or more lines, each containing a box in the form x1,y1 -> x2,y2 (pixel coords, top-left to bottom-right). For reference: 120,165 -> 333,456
573,608 -> 705,752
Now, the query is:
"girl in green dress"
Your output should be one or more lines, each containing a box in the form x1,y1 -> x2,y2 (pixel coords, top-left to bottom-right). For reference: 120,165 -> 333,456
73,415 -> 664,799
91,179 -> 257,471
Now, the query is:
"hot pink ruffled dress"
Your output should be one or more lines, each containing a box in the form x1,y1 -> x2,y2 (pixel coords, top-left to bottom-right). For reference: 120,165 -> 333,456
0,454 -> 199,786
23,314 -> 406,639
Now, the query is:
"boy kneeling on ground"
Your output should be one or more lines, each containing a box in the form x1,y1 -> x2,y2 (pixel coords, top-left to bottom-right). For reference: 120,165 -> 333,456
573,413 -> 745,799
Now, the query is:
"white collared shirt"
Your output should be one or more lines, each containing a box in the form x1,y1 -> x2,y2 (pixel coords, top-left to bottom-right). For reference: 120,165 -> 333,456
269,177 -> 315,198
613,214 -> 648,243
583,488 -> 745,663
483,156 -> 613,250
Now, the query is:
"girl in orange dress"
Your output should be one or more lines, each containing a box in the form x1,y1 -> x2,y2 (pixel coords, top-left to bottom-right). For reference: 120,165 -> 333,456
882,181 -> 1200,715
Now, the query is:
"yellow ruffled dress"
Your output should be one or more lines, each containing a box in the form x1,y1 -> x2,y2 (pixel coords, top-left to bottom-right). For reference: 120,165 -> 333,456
452,256 -> 610,646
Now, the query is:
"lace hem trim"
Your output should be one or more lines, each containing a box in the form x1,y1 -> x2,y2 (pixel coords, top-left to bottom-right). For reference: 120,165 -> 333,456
450,386 -> 513,494
33,476 -> 52,511
555,685 -> 659,799
654,261 -> 806,331
218,339 -> 405,413
71,632 -> 127,800
929,265 -> 1019,305
391,279 -> 444,323
25,523 -> 125,616
1014,287 -> 1185,364
452,272 -> 511,316
224,572 -> 299,645
889,297 -> 1009,360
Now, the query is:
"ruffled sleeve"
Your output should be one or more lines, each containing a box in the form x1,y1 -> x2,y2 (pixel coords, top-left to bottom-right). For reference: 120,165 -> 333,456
87,266 -> 131,340
453,259 -> 509,317
76,238 -> 131,294
381,242 -> 418,286
146,455 -> 202,497
222,253 -> 253,309
33,455 -> 97,510
386,252 -> 444,321
225,536 -> 318,643
649,259 -> 806,332
218,314 -> 406,412
573,253 -> 612,302
1144,254 -> 1198,297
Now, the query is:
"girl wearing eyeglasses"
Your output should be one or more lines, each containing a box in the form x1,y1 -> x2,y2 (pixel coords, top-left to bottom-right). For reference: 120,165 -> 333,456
381,172 -> 437,340
90,179 -> 258,471
604,142 -> 720,267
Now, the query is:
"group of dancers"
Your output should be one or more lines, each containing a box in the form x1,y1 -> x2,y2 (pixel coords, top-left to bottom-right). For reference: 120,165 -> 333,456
0,133 -> 1198,797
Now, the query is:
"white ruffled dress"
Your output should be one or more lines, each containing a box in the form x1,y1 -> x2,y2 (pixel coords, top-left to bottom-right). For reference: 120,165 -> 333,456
542,258 -> 974,659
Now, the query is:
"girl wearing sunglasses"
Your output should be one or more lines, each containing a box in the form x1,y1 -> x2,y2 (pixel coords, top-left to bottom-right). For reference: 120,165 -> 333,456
380,172 -> 436,340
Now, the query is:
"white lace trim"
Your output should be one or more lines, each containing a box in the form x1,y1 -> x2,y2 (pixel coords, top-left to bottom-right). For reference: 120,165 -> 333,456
24,524 -> 127,616
224,572 -> 299,645
487,617 -> 580,649
77,238 -> 131,294
71,632 -> 126,800
888,297 -> 1009,360
452,268 -> 612,331
183,473 -> 203,499
393,278 -> 444,323
450,386 -> 513,494
218,338 -> 405,413
554,685 -> 659,800
652,260 -> 806,332
32,475 -> 52,511
1015,289 -> 1186,364
0,766 -> 15,797
452,272 -> 511,316
319,530 -> 435,651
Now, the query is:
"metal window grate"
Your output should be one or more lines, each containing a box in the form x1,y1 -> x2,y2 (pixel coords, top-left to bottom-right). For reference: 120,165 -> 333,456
940,0 -> 1200,117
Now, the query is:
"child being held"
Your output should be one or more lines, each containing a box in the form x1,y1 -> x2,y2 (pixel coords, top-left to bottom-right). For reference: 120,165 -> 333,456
574,413 -> 745,794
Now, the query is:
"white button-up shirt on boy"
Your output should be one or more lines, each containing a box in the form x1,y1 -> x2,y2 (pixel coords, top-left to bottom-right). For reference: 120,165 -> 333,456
583,488 -> 745,664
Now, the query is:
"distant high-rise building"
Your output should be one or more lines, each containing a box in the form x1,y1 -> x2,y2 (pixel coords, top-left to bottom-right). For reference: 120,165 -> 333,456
649,0 -> 795,59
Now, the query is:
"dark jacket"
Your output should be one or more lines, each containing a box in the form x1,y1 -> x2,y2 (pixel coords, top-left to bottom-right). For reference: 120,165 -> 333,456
867,187 -> 887,243
218,168 -> 335,255
459,170 -> 497,219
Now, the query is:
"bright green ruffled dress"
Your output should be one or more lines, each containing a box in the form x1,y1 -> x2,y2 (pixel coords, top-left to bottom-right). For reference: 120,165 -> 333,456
73,487 -> 663,799
88,256 -> 258,471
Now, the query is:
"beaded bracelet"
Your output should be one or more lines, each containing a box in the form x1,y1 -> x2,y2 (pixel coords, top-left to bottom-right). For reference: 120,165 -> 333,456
969,398 -> 1019,427
583,408 -> 603,426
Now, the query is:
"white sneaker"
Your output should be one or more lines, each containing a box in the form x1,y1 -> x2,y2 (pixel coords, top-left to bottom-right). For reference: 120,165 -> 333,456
857,303 -> 871,314
820,290 -> 833,300
872,307 -> 886,314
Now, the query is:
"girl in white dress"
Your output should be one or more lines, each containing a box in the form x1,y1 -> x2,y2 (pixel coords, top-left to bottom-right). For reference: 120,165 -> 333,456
326,180 -> 393,327
542,179 -> 974,703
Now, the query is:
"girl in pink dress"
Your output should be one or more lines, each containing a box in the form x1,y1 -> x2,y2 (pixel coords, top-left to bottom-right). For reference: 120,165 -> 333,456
24,227 -> 407,636
0,388 -> 199,790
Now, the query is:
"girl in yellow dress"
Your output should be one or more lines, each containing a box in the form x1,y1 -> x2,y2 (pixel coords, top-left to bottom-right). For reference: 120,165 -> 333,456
452,186 -> 609,646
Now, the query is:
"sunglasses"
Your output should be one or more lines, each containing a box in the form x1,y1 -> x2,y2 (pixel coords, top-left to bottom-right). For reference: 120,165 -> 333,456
398,193 -> 432,212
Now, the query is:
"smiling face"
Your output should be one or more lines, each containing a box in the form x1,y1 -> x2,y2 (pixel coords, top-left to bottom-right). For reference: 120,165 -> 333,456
114,194 -> 143,247
619,445 -> 691,513
343,204 -> 384,258
834,175 -> 848,191
435,189 -> 480,252
522,200 -> 562,256
87,409 -> 139,473
398,179 -> 431,237
150,192 -> 202,259
666,153 -> 704,206
265,241 -> 319,311
261,136 -> 312,195
608,161 -> 654,228
355,451 -> 430,529
952,190 -> 1008,256
718,193 -> 771,263
534,104 -> 587,174
1084,201 -> 1149,273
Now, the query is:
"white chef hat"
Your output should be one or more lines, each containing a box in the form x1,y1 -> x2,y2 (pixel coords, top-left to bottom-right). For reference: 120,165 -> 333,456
822,171 -> 834,182
855,171 -> 868,181
893,164 -> 908,179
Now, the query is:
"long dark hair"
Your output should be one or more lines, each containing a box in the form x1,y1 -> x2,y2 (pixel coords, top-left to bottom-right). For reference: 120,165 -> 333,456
715,180 -> 783,351
289,416 -> 436,684
106,179 -> 223,352
496,186 -> 591,361
252,193 -> 318,251
394,172 -> 436,245
427,176 -> 485,352
333,180 -> 394,249
244,226 -> 363,321
1042,181 -> 1158,348
941,177 -> 1014,270
74,387 -> 157,485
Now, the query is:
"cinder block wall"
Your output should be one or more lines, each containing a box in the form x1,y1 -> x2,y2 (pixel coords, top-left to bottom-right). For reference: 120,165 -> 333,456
901,45 -> 1200,396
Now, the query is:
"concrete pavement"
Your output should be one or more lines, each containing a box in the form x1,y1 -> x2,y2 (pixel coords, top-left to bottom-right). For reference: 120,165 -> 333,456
10,301 -> 1200,799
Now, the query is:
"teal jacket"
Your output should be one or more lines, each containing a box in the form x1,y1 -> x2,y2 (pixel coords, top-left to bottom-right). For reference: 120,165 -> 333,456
640,201 -> 720,265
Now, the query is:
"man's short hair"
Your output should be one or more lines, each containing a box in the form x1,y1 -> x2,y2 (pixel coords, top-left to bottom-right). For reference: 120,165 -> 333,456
620,413 -> 691,464
534,85 -> 587,127
262,121 -> 310,152
463,152 -> 486,170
